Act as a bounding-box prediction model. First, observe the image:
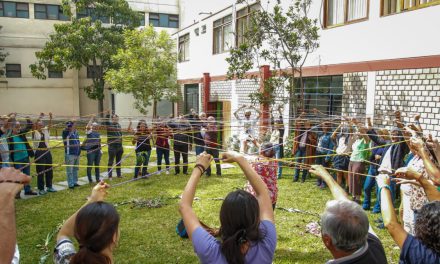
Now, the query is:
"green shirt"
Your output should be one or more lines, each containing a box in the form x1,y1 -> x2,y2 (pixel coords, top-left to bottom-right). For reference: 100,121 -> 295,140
350,138 -> 370,162
12,135 -> 28,161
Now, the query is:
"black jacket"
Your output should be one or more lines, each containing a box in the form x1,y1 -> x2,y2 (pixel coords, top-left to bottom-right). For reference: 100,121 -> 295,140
367,129 -> 409,170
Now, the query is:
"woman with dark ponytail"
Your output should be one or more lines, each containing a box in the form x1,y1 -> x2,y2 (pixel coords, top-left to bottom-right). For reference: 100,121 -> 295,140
179,152 -> 276,264
53,181 -> 120,264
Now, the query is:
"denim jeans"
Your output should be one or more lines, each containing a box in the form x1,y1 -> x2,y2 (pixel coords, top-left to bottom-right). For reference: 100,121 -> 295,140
362,165 -> 378,209
87,150 -> 101,182
156,148 -> 170,171
65,154 -> 79,188
206,148 -> 221,176
135,150 -> 151,178
315,153 -> 330,187
13,157 -> 31,192
195,145 -> 205,156
108,145 -> 123,178
274,145 -> 283,178
294,148 -> 307,181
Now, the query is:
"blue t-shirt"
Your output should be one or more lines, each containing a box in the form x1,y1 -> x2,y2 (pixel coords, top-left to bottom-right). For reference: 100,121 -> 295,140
192,220 -> 276,264
399,235 -> 440,264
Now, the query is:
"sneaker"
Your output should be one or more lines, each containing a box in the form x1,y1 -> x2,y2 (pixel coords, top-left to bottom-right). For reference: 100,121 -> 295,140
69,186 -> 75,190
38,190 -> 47,195
46,187 -> 57,193
25,190 -> 38,196
166,171 -> 170,175
362,205 -> 370,210
293,178 -> 299,182
73,183 -> 80,187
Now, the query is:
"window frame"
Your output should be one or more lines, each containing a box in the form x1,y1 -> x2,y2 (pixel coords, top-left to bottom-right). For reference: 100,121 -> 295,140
34,4 -> 69,21
235,2 -> 260,46
323,0 -> 370,29
149,12 -> 179,28
5,64 -> 21,78
380,0 -> 440,16
0,1 -> 29,18
213,14 -> 233,55
48,68 -> 63,78
178,33 -> 190,62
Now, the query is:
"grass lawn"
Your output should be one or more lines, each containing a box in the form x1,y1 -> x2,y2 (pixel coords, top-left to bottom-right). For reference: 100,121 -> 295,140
16,139 -> 401,263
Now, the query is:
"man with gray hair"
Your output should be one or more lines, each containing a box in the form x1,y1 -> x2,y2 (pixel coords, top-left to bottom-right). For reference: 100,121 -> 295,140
309,165 -> 387,264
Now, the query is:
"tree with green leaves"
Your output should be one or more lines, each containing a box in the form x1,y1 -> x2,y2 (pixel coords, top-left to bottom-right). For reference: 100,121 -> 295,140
105,27 -> 178,117
226,0 -> 319,118
30,0 -> 142,114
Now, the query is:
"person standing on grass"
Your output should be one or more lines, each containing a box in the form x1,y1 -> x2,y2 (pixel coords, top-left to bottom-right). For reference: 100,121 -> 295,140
292,116 -> 317,183
309,165 -> 388,264
179,151 -> 276,264
191,112 -> 207,156
331,120 -> 354,188
102,111 -> 132,179
234,104 -> 261,154
155,118 -> 171,175
82,115 -> 102,183
32,112 -> 57,195
62,121 -> 81,190
0,114 -> 15,168
314,121 -> 334,189
245,142 -> 278,210
204,116 -> 221,176
169,115 -> 192,175
9,117 -> 37,196
132,119 -> 152,178
347,118 -> 371,204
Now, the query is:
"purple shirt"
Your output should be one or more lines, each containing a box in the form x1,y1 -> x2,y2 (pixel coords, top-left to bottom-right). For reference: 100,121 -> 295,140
192,220 -> 276,264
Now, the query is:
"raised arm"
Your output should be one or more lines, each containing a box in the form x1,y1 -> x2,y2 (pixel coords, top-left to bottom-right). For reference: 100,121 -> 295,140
0,168 -> 31,264
234,105 -> 246,120
48,112 -> 53,129
57,181 -> 109,241
178,153 -> 213,239
85,115 -> 94,131
377,174 -> 407,248
395,167 -> 440,201
352,118 -> 370,143
309,165 -> 349,201
331,123 -> 342,141
223,152 -> 274,222
411,137 -> 440,185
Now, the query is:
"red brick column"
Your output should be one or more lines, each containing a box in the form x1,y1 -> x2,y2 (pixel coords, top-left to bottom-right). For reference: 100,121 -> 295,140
203,73 -> 211,112
259,65 -> 271,134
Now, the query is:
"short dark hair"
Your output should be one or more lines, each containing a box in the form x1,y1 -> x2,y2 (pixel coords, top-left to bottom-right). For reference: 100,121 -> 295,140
415,201 -> 440,254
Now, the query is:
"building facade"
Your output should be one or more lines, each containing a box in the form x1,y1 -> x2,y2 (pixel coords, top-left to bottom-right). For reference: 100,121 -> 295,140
0,0 -> 179,117
174,0 -> 440,138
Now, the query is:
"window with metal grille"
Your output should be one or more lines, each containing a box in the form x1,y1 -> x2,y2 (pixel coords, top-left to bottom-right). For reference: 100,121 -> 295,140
6,64 -> 21,78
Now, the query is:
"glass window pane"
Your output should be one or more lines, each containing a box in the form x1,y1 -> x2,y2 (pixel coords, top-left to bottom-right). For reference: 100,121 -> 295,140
139,12 -> 145,26
213,18 -> 222,27
4,2 -> 16,17
347,0 -> 367,21
35,4 -> 46,12
169,20 -> 178,28
17,10 -> 28,18
35,11 -> 46,19
327,0 -> 345,26
159,14 -> 168,27
223,23 -> 233,51
47,5 -> 59,20
213,27 -> 221,54
16,3 -> 28,10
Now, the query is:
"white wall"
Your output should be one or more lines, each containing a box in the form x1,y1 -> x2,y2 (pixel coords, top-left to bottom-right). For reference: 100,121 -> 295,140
176,0 -> 440,80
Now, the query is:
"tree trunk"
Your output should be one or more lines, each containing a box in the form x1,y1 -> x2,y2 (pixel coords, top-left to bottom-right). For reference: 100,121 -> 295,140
153,100 -> 157,119
98,98 -> 104,117
288,68 -> 296,134
299,68 -> 304,112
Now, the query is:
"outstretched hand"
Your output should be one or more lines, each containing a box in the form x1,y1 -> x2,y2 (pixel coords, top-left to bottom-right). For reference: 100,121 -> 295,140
394,167 -> 422,181
196,152 -> 213,169
0,167 -> 31,196
309,165 -> 332,182
222,151 -> 243,163
89,181 -> 110,203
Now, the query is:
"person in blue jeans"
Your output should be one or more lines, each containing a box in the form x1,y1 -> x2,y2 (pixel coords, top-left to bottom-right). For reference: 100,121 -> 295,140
362,134 -> 386,210
62,121 -> 81,189
132,120 -> 152,178
189,112 -> 206,156
83,117 -> 102,183
8,118 -> 37,195
315,122 -> 334,188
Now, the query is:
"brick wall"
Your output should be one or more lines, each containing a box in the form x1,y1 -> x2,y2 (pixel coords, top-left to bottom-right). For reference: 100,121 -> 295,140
210,81 -> 232,101
342,72 -> 368,117
374,68 -> 440,137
